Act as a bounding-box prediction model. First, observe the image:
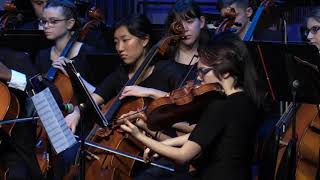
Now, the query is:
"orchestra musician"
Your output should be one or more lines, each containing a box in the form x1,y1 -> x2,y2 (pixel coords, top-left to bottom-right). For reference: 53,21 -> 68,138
17,0 -> 109,51
63,13 -> 187,179
34,0 -> 97,179
18,0 -> 49,30
217,0 -> 283,41
305,6 -> 320,52
120,32 -> 264,180
119,0 -> 209,135
65,13 -> 182,138
0,47 -> 42,180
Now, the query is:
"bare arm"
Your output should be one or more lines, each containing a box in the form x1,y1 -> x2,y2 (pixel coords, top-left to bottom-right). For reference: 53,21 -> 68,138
160,133 -> 190,147
120,86 -> 169,100
172,122 -> 196,134
65,92 -> 105,133
121,120 -> 201,164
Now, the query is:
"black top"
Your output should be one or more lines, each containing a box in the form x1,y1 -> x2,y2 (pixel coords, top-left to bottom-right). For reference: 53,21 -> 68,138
0,47 -> 36,115
0,47 -> 36,79
17,19 -> 110,52
94,60 -> 182,102
34,43 -> 96,84
172,61 -> 198,87
189,92 -> 259,180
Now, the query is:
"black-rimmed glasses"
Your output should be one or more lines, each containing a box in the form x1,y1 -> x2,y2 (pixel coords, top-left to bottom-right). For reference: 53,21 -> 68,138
39,18 -> 68,27
303,25 -> 320,37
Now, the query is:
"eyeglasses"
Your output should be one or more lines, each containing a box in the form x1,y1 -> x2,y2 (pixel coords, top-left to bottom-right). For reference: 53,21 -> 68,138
304,26 -> 320,37
39,18 -> 68,27
196,67 -> 214,83
197,67 -> 214,76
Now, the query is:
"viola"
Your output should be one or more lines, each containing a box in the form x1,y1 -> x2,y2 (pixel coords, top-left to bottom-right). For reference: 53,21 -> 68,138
146,81 -> 224,131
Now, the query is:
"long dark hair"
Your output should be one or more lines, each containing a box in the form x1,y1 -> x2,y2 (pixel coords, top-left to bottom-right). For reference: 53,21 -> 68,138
199,32 -> 263,107
114,14 -> 154,51
165,0 -> 209,58
44,0 -> 81,31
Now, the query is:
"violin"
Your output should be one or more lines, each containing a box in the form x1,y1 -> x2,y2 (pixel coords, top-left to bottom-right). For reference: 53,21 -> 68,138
146,81 -> 224,131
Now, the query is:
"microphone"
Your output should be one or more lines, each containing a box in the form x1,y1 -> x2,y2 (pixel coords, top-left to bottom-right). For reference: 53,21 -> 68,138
292,80 -> 300,89
62,103 -> 74,114
29,75 -> 74,114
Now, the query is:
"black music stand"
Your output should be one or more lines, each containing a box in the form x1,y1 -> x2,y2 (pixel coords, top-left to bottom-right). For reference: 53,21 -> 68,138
246,41 -> 320,103
246,41 -> 320,180
86,52 -> 120,86
0,30 -> 53,60
63,61 -> 108,180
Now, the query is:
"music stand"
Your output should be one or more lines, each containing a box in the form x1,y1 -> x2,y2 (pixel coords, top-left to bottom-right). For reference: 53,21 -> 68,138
86,52 -> 120,86
246,41 -> 320,180
0,30 -> 53,60
246,41 -> 320,104
63,61 -> 108,180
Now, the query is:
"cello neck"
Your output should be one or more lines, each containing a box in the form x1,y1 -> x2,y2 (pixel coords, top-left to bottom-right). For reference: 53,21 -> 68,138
103,43 -> 160,124
46,31 -> 80,81
243,0 -> 272,41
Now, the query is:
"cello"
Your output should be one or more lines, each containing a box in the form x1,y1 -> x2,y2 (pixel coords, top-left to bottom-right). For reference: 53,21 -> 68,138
64,21 -> 186,180
275,104 -> 320,180
0,81 -> 20,136
34,7 -> 106,175
0,82 -> 20,180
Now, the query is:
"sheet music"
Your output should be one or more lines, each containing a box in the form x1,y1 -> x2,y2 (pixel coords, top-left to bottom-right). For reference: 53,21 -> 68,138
31,88 -> 76,154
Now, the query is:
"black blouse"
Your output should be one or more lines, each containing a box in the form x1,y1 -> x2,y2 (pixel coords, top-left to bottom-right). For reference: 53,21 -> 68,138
189,92 -> 259,180
34,43 -> 96,84
94,60 -> 183,102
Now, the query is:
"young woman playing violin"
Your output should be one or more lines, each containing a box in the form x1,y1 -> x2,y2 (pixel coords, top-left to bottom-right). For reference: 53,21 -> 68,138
120,33 -> 263,180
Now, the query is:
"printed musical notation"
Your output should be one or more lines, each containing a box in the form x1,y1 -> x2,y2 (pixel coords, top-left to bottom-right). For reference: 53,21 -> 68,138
31,88 -> 76,154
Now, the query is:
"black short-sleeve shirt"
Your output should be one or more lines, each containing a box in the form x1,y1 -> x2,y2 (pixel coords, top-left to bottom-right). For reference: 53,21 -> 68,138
189,92 -> 259,180
94,60 -> 183,102
34,43 -> 96,84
